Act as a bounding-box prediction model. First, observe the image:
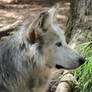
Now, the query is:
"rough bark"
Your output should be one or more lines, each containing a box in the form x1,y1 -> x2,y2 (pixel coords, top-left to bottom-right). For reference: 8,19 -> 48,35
65,0 -> 92,49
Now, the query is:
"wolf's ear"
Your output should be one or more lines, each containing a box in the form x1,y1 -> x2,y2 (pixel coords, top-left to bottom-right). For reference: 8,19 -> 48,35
28,12 -> 47,43
48,3 -> 59,13
48,3 -> 59,23
28,4 -> 59,43
35,12 -> 48,28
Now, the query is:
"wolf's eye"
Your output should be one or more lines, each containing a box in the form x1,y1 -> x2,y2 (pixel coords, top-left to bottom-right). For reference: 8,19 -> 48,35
56,42 -> 62,47
43,28 -> 47,32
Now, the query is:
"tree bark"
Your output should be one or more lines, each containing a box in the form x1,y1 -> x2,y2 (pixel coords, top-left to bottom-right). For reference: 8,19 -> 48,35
65,0 -> 92,49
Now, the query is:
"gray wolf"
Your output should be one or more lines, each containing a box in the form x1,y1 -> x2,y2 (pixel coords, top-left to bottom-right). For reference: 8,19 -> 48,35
0,4 -> 85,92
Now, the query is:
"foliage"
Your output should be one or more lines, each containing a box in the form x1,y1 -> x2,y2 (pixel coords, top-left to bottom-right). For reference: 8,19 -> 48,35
73,37 -> 92,92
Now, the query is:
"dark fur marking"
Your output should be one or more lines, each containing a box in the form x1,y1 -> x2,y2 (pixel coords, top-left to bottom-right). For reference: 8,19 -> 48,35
38,35 -> 44,46
28,27 -> 36,44
0,85 -> 9,92
19,43 -> 25,50
40,12 -> 48,28
42,28 -> 47,32
28,78 -> 35,88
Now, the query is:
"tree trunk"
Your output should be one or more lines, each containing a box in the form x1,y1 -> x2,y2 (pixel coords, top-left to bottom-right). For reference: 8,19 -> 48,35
65,0 -> 92,49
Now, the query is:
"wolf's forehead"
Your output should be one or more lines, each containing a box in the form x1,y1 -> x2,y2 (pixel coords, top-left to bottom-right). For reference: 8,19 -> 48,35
51,24 -> 65,37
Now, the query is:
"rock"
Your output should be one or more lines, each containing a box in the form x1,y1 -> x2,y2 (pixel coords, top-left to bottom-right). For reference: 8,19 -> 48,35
55,71 -> 73,92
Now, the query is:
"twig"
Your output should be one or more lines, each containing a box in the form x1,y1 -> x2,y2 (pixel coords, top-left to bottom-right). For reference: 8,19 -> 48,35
0,20 -> 22,38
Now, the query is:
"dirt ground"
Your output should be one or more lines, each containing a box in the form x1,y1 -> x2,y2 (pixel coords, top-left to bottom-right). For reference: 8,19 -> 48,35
0,0 -> 70,38
0,0 -> 70,92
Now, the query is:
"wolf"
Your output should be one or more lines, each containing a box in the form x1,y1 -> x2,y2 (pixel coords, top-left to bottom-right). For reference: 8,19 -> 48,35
0,4 -> 85,92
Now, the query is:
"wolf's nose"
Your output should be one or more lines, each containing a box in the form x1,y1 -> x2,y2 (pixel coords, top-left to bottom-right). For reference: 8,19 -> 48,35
79,57 -> 85,65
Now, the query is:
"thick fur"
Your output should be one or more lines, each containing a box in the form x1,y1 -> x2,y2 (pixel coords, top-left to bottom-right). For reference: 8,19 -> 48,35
0,18 -> 51,92
0,4 -> 85,92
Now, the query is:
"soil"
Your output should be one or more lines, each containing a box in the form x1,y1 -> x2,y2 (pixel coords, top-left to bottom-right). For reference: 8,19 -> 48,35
0,0 -> 70,38
0,0 -> 70,92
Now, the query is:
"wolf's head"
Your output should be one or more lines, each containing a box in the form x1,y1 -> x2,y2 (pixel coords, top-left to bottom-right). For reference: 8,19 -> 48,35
28,4 -> 85,69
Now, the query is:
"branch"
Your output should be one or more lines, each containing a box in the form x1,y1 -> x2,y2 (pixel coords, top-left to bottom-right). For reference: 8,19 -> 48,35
55,71 -> 73,92
0,20 -> 22,38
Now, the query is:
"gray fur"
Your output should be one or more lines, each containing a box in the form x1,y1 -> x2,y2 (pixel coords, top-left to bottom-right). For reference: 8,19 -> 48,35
0,4 -> 85,92
0,16 -> 46,92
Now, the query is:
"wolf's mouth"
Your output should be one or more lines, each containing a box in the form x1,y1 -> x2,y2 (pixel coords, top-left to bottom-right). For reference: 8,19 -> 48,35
55,64 -> 65,69
55,64 -> 77,70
